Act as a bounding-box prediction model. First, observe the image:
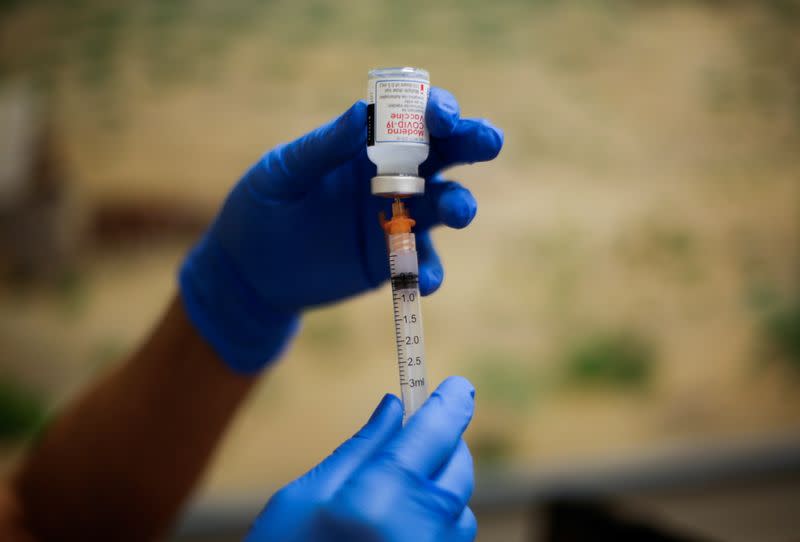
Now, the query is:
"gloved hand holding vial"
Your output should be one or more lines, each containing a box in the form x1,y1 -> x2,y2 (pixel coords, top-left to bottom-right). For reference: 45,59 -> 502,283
3,61 -> 504,542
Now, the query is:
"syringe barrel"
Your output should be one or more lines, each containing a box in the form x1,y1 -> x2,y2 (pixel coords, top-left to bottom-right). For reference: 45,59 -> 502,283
388,231 -> 428,422
389,232 -> 416,257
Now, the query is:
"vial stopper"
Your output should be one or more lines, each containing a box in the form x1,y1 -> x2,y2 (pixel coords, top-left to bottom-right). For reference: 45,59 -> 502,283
371,175 -> 425,197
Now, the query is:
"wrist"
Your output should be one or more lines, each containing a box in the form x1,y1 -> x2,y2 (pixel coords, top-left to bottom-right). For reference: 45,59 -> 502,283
179,234 -> 301,374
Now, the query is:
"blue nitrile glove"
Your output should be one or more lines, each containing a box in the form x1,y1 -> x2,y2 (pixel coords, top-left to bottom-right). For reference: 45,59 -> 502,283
180,88 -> 504,373
245,376 -> 477,542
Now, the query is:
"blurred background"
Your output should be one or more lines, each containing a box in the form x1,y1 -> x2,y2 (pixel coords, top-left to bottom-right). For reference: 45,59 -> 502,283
0,0 -> 798,540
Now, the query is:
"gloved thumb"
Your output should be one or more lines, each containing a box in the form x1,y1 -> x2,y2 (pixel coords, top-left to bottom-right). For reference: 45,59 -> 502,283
292,393 -> 402,499
245,394 -> 402,541
245,100 -> 367,200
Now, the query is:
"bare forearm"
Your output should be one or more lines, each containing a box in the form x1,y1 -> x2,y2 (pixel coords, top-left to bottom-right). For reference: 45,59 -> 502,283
10,295 -> 255,541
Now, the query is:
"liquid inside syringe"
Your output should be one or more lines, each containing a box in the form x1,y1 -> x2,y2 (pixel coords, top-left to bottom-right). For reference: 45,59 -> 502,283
382,199 -> 428,422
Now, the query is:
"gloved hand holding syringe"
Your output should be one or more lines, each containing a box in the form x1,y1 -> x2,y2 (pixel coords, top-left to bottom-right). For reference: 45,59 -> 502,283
15,61 -> 504,542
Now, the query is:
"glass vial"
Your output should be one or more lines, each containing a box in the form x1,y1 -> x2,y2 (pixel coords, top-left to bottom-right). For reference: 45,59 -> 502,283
367,67 -> 430,196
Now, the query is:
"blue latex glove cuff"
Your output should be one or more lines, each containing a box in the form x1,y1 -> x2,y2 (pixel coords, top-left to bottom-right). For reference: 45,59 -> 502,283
179,233 -> 301,374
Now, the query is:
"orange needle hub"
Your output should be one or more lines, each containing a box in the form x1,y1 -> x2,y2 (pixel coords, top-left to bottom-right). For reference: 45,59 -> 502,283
380,198 -> 416,235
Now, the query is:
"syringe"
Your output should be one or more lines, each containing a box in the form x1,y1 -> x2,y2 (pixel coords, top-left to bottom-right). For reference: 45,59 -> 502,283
381,199 -> 428,422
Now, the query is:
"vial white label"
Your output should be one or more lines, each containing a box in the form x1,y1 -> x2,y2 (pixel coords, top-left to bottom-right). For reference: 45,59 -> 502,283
368,79 -> 429,146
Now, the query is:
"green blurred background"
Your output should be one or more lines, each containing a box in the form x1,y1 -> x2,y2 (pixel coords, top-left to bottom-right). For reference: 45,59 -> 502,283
0,0 -> 798,538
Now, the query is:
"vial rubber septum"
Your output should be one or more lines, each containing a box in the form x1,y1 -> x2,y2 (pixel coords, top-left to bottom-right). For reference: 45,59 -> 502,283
367,67 -> 430,197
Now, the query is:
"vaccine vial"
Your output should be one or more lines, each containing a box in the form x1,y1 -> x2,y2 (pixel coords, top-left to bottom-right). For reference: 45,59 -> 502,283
367,67 -> 430,196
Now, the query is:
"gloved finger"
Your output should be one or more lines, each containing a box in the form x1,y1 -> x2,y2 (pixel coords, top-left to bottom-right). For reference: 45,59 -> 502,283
412,176 -> 478,231
446,507 -> 478,542
377,376 -> 475,478
427,87 -> 460,138
416,231 -> 443,296
296,393 -> 403,498
420,118 -> 504,178
432,440 -> 474,510
247,100 -> 368,200
246,398 -> 400,541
